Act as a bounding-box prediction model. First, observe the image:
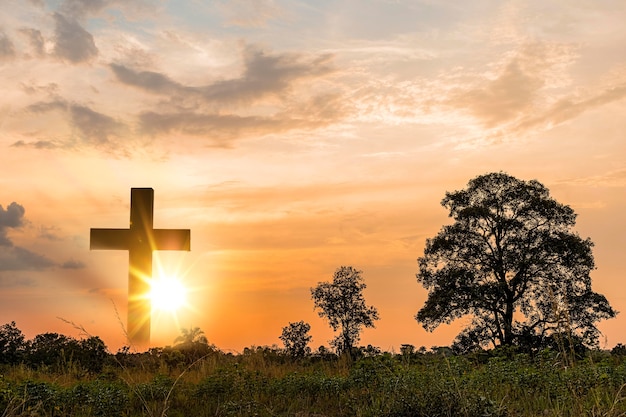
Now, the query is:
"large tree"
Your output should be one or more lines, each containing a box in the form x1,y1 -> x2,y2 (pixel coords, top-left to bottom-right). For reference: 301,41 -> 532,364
416,172 -> 616,351
311,266 -> 379,355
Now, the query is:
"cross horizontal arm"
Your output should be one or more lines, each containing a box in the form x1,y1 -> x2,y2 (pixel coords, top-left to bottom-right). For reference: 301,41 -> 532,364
90,228 -> 130,250
152,229 -> 191,251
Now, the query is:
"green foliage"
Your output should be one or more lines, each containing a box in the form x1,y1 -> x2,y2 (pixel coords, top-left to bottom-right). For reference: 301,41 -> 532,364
5,343 -> 626,416
311,266 -> 379,356
416,172 -> 616,351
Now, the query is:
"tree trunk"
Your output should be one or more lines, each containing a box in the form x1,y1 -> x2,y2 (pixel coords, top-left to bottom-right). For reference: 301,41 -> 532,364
503,298 -> 514,345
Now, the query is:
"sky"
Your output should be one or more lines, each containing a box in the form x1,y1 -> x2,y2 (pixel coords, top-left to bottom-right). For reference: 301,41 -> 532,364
0,0 -> 625,353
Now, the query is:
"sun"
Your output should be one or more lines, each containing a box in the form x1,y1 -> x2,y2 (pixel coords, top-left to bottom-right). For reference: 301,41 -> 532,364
150,275 -> 187,313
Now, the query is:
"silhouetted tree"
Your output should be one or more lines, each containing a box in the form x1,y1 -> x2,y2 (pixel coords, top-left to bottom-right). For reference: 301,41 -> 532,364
27,332 -> 78,370
279,321 -> 312,358
174,326 -> 208,345
0,321 -> 26,364
416,172 -> 616,352
77,336 -> 108,373
311,266 -> 379,356
173,326 -> 214,363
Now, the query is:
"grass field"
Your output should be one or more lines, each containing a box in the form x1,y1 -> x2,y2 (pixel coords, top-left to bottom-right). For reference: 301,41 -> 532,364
3,343 -> 626,417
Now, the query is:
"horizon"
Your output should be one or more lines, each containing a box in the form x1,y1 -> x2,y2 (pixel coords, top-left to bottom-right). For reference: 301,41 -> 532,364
0,0 -> 625,353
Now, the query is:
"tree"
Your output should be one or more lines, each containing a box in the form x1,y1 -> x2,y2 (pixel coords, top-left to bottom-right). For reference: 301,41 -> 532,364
279,321 -> 312,358
416,172 -> 616,352
174,326 -> 208,346
0,321 -> 27,364
172,326 -> 213,363
311,266 -> 379,355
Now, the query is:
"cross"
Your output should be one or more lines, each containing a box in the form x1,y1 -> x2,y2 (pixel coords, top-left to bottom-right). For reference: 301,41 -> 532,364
90,188 -> 190,350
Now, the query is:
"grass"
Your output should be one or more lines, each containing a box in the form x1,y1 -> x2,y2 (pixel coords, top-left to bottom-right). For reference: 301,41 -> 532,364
3,347 -> 626,416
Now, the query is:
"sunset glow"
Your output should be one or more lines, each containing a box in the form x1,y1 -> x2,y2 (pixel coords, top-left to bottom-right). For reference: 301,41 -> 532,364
0,0 -> 625,352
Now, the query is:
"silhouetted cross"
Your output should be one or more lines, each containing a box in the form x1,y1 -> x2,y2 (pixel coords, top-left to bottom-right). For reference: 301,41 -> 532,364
90,188 -> 190,350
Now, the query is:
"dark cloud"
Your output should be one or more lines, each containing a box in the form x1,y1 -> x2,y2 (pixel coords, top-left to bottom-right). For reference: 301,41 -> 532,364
70,104 -> 122,144
138,93 -> 345,140
27,99 -> 68,113
0,203 -> 25,246
0,31 -> 16,61
61,260 -> 86,269
19,28 -> 45,57
111,45 -> 335,104
0,202 -> 75,272
139,111 -> 274,140
0,246 -> 55,271
111,46 -> 340,142
110,64 -> 181,95
52,13 -> 98,63
11,140 -> 61,150
0,203 -> 25,230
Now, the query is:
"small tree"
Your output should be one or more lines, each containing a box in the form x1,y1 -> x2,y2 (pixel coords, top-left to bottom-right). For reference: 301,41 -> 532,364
416,172 -> 616,352
279,321 -> 312,358
0,321 -> 26,364
173,326 -> 213,363
311,266 -> 379,356
174,327 -> 208,346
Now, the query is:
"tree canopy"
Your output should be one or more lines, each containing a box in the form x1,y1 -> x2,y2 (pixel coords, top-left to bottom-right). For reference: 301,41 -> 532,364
311,266 -> 379,355
416,172 -> 616,352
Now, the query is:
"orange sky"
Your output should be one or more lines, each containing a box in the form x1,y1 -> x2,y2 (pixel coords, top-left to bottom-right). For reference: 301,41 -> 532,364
0,0 -> 625,352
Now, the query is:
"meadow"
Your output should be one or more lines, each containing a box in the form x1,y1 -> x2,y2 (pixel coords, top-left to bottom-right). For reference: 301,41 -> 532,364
3,340 -> 626,417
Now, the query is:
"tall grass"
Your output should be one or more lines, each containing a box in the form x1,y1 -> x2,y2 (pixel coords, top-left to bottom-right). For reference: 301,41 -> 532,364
3,347 -> 626,416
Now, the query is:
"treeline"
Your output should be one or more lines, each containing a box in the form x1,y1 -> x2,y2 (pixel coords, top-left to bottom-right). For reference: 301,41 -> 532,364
5,321 -> 626,416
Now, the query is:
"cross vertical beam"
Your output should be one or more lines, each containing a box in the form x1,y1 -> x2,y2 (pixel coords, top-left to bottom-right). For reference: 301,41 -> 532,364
90,188 -> 190,350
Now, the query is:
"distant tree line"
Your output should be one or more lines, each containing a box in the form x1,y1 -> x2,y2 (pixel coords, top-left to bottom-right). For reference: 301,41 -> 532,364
0,321 -> 108,373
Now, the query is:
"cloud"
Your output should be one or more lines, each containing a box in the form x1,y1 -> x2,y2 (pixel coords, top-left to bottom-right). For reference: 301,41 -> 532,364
19,28 -> 45,57
61,260 -> 86,269
138,92 -> 346,141
0,202 -> 82,272
453,58 -> 543,127
111,45 -> 335,105
11,140 -> 61,150
52,13 -> 98,63
0,202 -> 54,270
0,246 -> 56,271
109,45 -> 341,142
59,0 -> 108,19
0,31 -> 16,61
443,42 -> 578,130
110,64 -> 181,95
39,225 -> 62,241
58,0 -> 155,20
511,82 -> 626,134
0,203 -> 25,230
0,203 -> 26,246
25,99 -> 123,146
69,104 -> 122,144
